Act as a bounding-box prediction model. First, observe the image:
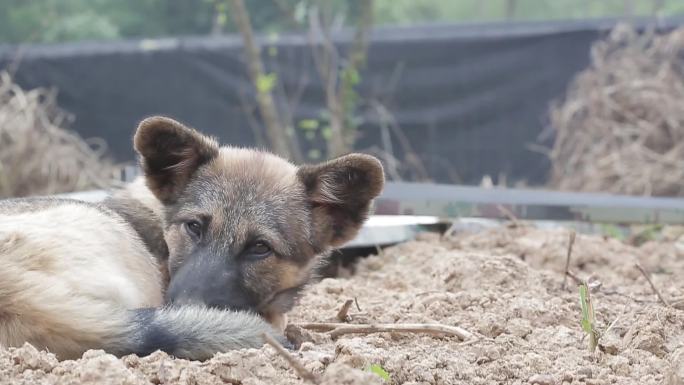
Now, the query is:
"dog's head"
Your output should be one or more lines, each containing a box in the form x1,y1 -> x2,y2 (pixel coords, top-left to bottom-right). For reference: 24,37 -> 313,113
133,116 -> 384,325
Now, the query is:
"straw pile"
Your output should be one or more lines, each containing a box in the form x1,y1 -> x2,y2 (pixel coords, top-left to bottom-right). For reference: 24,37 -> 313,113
549,24 -> 684,196
0,72 -> 120,198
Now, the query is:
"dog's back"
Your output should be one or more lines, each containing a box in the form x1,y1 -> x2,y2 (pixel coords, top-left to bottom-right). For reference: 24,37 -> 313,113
0,198 -> 163,358
0,197 -> 287,360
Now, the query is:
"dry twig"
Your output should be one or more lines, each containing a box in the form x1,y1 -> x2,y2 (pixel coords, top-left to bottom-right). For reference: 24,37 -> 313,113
295,322 -> 474,341
261,333 -> 320,384
635,263 -> 672,307
562,230 -> 577,290
496,204 -> 519,226
565,270 -> 583,286
336,299 -> 354,322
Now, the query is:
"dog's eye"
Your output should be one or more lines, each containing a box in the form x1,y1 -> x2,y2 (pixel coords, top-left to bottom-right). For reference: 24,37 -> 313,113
248,242 -> 271,258
184,220 -> 202,240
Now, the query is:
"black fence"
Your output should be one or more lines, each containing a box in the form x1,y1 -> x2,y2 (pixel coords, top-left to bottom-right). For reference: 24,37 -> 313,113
1,18 -> 679,185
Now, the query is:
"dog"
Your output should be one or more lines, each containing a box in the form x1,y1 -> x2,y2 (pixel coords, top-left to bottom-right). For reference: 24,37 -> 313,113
0,116 -> 385,360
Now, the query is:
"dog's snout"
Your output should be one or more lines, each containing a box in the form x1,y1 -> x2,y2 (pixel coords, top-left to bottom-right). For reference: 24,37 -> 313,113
165,255 -> 258,312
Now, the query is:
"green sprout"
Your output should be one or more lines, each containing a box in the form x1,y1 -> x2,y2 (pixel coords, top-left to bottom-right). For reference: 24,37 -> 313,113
367,364 -> 390,382
579,282 -> 599,353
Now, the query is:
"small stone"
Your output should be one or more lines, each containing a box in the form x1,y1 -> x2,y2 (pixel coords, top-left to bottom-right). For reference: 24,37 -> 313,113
285,324 -> 314,349
561,372 -> 574,383
11,343 -> 58,372
81,350 -> 108,359
608,355 -> 630,376
577,367 -> 593,379
598,332 -> 621,355
585,379 -> 605,385
529,374 -> 555,385
668,348 -> 684,385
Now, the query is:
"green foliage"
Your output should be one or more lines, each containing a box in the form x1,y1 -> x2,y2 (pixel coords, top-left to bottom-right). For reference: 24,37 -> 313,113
599,224 -> 626,240
374,0 -> 684,25
630,224 -> 664,246
0,0 -> 305,43
213,0 -> 229,32
255,73 -> 278,94
321,125 -> 332,140
367,364 -> 390,381
307,148 -> 321,159
298,119 -> 320,130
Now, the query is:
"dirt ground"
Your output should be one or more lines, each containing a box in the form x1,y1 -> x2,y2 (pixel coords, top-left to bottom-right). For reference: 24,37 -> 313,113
1,224 -> 683,385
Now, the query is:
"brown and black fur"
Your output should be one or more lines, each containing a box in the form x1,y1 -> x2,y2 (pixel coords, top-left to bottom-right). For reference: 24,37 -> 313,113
0,116 -> 384,360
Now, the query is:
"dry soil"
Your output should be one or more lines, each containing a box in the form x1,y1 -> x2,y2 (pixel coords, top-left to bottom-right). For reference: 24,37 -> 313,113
1,224 -> 683,385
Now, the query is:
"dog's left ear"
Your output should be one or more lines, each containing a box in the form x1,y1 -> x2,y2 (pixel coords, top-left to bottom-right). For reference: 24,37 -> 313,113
297,154 -> 385,247
134,116 -> 219,203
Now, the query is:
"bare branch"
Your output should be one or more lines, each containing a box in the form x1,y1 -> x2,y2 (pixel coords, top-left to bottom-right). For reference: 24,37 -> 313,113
565,270 -> 583,286
295,322 -> 474,341
229,0 -> 294,160
635,263 -> 672,307
261,333 -> 320,384
336,299 -> 354,322
562,230 -> 577,290
496,204 -> 519,226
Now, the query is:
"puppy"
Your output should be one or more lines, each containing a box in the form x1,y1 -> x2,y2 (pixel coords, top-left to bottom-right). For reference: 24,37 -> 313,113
0,116 -> 384,360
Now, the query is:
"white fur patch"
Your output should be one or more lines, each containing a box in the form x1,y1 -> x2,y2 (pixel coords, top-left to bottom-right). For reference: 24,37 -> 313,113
0,203 -> 162,308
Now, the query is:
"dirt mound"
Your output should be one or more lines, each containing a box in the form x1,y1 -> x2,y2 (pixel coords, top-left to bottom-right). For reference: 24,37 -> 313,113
548,24 -> 684,196
0,71 -> 120,198
1,226 -> 683,384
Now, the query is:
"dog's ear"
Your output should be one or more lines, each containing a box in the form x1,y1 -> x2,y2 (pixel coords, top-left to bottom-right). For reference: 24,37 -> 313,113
134,116 -> 219,203
297,154 -> 385,247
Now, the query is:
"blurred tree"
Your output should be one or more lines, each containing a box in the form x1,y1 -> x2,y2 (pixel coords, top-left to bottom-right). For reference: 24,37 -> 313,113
1,0 -> 684,44
0,0 -> 297,43
373,0 -> 684,25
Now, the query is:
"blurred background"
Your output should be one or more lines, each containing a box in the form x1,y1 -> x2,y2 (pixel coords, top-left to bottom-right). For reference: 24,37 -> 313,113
2,0 -> 684,199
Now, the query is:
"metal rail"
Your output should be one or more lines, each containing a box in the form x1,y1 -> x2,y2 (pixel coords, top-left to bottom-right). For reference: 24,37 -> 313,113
374,182 -> 684,225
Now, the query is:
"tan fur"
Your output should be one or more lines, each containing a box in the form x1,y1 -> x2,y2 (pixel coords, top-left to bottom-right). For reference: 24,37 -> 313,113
0,202 -> 162,359
125,177 -> 165,219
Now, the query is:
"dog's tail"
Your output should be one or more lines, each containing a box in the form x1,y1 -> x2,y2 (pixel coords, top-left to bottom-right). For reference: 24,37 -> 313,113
105,305 -> 286,360
0,255 -> 282,360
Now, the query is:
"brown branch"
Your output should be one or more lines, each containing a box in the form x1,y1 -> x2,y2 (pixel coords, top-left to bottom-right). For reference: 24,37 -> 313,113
261,333 -> 320,384
229,0 -> 293,160
295,322 -> 474,341
371,101 -> 431,181
565,270 -> 583,286
635,263 -> 671,307
562,230 -> 577,290
307,1 -> 374,158
307,7 -> 345,158
336,299 -> 354,322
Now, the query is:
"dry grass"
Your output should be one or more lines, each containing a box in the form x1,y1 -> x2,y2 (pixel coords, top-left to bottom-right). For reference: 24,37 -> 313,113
0,72 -> 121,198
549,24 -> 684,197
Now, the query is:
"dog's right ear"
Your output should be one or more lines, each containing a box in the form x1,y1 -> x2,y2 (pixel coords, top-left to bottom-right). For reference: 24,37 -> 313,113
134,116 -> 219,204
